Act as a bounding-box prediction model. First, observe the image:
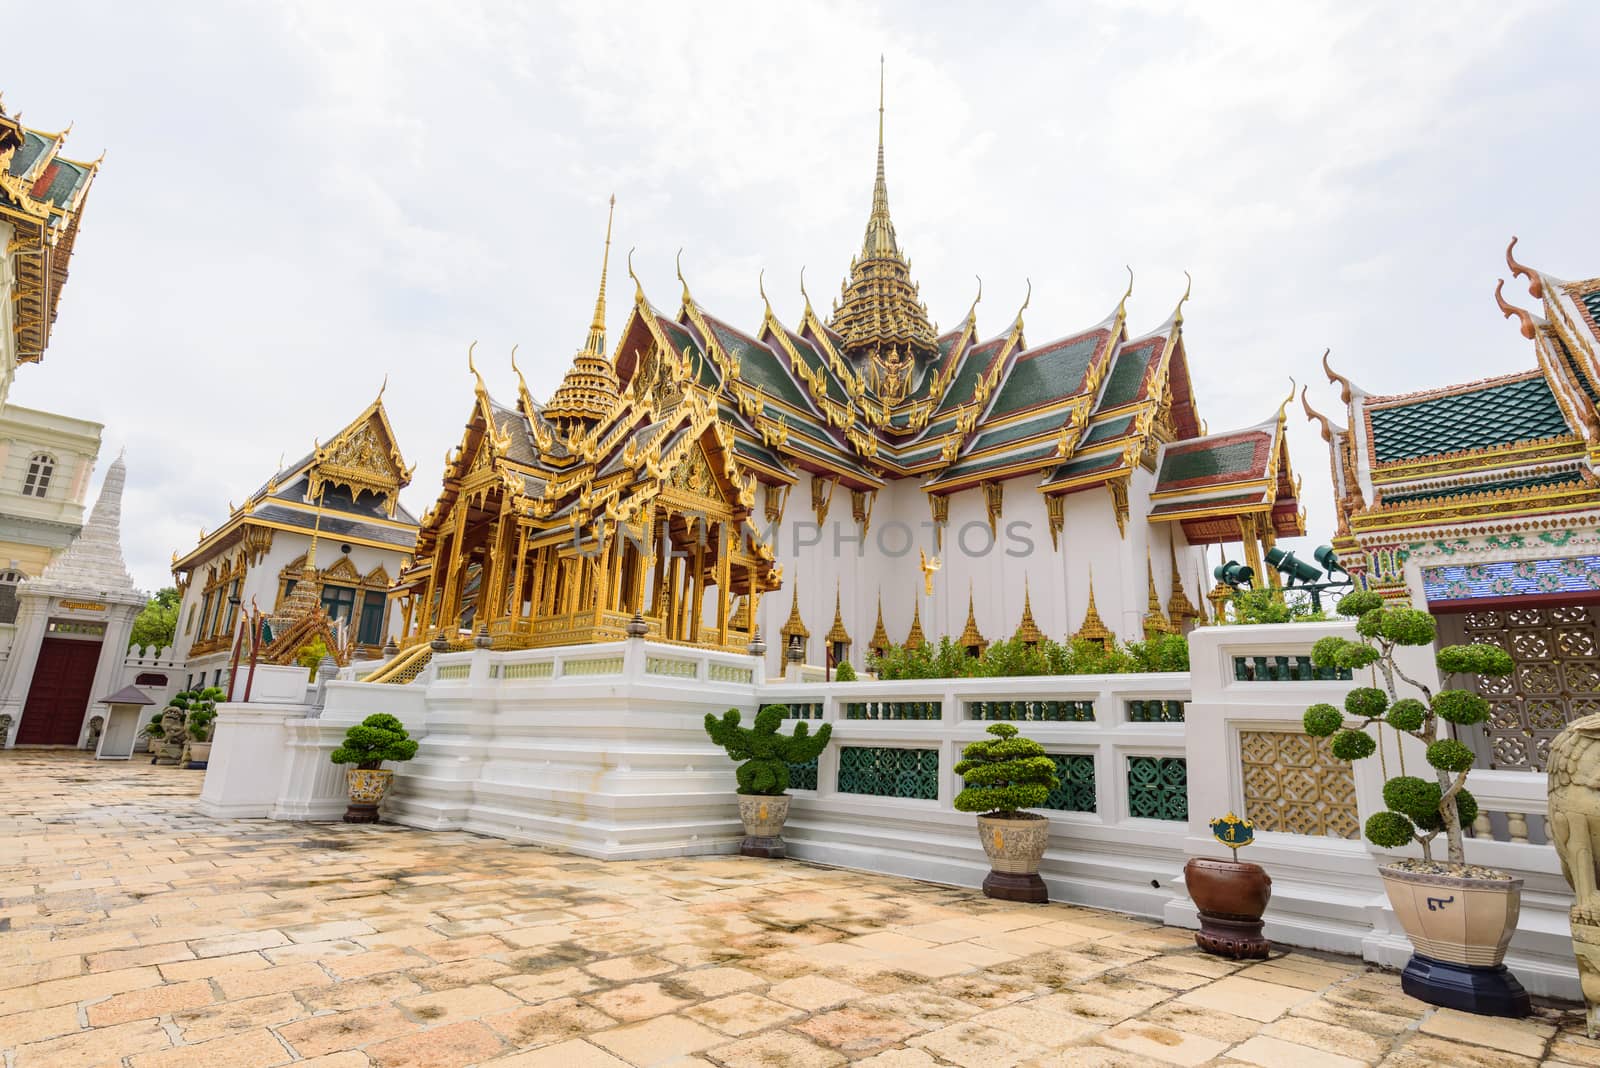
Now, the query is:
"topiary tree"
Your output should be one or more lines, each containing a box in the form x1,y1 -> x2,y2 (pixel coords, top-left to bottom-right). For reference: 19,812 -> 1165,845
704,706 -> 832,796
329,713 -> 419,771
184,687 -> 225,742
1302,590 -> 1511,865
834,659 -> 857,682
953,722 -> 1060,817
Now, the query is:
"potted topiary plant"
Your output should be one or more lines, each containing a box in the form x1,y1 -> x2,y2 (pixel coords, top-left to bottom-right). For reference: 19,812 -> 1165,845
704,705 -> 831,857
1303,590 -> 1528,1017
141,713 -> 165,761
329,713 -> 419,823
183,687 -> 224,769
954,722 -> 1060,902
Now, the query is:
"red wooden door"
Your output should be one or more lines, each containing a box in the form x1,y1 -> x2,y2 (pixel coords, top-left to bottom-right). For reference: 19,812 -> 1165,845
15,638 -> 103,745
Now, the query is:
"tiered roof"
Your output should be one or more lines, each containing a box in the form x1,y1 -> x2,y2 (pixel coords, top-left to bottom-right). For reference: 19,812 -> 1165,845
0,102 -> 100,364
1308,238 -> 1600,541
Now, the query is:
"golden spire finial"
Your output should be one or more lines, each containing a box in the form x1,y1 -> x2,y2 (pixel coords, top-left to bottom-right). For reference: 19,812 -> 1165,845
1013,278 -> 1032,327
584,195 -> 616,355
510,343 -> 529,395
799,266 -> 813,316
676,248 -> 694,305
1506,236 -> 1544,299
1495,279 -> 1538,340
862,56 -> 898,261
626,246 -> 643,303
758,268 -> 772,318
879,54 -> 885,150
965,276 -> 983,326
1174,270 -> 1192,324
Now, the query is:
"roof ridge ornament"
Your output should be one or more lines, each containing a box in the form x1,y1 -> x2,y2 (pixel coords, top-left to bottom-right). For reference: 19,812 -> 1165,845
1013,278 -> 1032,328
965,275 -> 983,327
626,246 -> 644,304
1322,348 -> 1357,405
1495,278 -> 1538,340
1174,270 -> 1192,325
1506,236 -> 1544,300
467,340 -> 486,396
1275,378 -> 1296,423
1301,385 -> 1340,442
676,248 -> 692,306
585,194 -> 616,354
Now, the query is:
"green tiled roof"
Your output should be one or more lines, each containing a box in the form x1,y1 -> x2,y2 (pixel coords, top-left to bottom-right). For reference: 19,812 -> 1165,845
1380,470 -> 1587,506
1157,436 -> 1266,487
1096,338 -> 1161,411
936,442 -> 1058,482
658,318 -> 714,385
710,320 -> 810,410
1581,290 -> 1600,332
936,339 -> 1001,414
1149,491 -> 1264,516
1369,374 -> 1569,463
785,330 -> 848,404
987,333 -> 1102,419
968,411 -> 1063,453
1047,452 -> 1121,482
1081,414 -> 1134,447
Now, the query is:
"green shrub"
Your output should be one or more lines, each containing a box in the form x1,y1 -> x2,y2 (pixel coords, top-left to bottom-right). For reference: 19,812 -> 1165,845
1304,599 -> 1487,865
184,688 -> 224,742
868,633 -> 1186,680
833,660 -> 857,682
952,723 -> 1059,816
329,713 -> 419,770
297,636 -> 332,672
704,706 -> 831,796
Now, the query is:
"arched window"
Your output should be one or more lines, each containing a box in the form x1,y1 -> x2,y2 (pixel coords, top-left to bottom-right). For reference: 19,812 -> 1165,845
135,672 -> 169,687
22,454 -> 54,498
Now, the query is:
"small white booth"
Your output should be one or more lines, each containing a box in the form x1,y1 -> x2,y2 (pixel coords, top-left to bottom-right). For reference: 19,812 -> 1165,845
95,684 -> 154,760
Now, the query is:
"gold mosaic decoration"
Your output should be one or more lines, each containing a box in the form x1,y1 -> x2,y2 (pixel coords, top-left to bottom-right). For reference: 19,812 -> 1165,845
1239,729 -> 1359,839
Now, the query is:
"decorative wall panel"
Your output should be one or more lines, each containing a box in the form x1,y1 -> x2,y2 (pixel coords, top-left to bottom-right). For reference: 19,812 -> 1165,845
1239,729 -> 1359,839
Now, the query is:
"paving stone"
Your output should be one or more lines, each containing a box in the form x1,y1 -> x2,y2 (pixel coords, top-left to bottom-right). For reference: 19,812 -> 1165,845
397,981 -> 522,1024
1418,1005 -> 1556,1058
1175,974 -> 1316,1022
1230,1033 -> 1370,1067
766,974 -> 867,1011
172,990 -> 305,1041
13,1017 -> 171,1068
1095,1019 -> 1229,1066
586,980 -> 696,1021
483,1038 -> 631,1066
216,958 -> 334,999
590,1014 -> 726,1063
127,1027 -> 293,1068
158,949 -> 272,981
497,964 -> 604,1003
300,971 -> 425,1012
485,996 -> 616,1046
685,991 -> 801,1035
278,1005 -> 419,1058
86,977 -> 215,1025
1378,1034 -> 1540,1067
1263,1012 -> 1392,1061
909,1019 -> 1050,1067
0,1002 -> 82,1047
792,1004 -> 922,1053
710,1030 -> 848,1068
366,1019 -> 506,1067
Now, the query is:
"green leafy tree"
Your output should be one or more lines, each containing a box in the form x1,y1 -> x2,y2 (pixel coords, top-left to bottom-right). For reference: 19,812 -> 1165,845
833,659 -> 857,682
329,713 -> 419,770
704,705 -> 832,796
1228,588 -> 1327,625
1128,632 -> 1191,672
953,723 -> 1060,816
128,587 -> 180,651
297,636 -> 331,672
1302,591 -> 1509,864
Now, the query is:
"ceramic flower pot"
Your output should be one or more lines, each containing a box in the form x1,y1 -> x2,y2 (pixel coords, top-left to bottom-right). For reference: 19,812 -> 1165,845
976,813 -> 1050,903
344,768 -> 394,824
184,741 -> 212,770
1380,861 -> 1530,1017
1184,856 -> 1272,959
738,794 -> 790,858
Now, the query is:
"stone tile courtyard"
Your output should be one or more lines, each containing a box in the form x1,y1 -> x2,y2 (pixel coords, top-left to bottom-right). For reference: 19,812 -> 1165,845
0,753 -> 1592,1068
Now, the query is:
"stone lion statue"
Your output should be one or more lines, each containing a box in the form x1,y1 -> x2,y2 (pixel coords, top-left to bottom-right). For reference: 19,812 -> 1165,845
1548,711 -> 1600,1034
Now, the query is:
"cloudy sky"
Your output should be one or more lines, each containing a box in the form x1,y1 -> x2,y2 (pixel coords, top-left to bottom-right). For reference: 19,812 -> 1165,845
9,1 -> 1596,592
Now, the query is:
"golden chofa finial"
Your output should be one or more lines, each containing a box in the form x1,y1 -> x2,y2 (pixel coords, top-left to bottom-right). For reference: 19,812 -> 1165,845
799,265 -> 813,316
965,275 -> 983,326
1495,279 -> 1537,340
758,268 -> 772,318
1301,385 -> 1338,443
467,340 -> 487,393
1506,236 -> 1544,299
510,343 -> 529,393
676,248 -> 693,305
1013,278 -> 1032,327
1174,270 -> 1192,324
1322,348 -> 1355,405
1275,378 -> 1296,423
376,373 -> 388,401
1116,265 -> 1134,319
626,246 -> 644,304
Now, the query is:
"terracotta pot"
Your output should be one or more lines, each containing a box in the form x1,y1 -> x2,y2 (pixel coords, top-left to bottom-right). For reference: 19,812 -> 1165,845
1380,862 -> 1530,1017
1185,856 -> 1272,959
344,768 -> 394,824
976,813 -> 1050,903
737,794 -> 790,858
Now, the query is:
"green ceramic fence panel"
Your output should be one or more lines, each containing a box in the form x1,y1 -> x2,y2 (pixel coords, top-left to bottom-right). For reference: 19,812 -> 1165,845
1126,699 -> 1186,722
967,699 -> 1095,721
1127,756 -> 1188,821
844,701 -> 942,720
836,746 -> 939,799
786,758 -> 819,791
1043,754 -> 1096,813
765,702 -> 824,719
1232,655 -> 1352,682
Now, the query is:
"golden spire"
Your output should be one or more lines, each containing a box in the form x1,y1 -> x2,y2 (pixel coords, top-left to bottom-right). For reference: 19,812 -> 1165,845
870,592 -> 891,654
1074,568 -> 1113,648
546,198 -> 623,429
904,596 -> 926,650
585,195 -> 616,354
829,57 -> 937,369
1165,541 -> 1198,625
779,585 -> 810,655
1014,579 -> 1044,646
958,582 -> 988,655
1144,549 -> 1174,639
825,582 -> 851,647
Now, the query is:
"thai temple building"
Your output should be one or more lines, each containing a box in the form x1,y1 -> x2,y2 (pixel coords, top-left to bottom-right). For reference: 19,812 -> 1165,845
0,102 -> 104,615
170,392 -> 419,690
373,98 -> 1304,679
1304,239 -> 1600,774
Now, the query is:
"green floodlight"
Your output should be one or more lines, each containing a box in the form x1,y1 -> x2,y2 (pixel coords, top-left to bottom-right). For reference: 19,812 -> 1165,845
1215,560 -> 1255,589
1265,546 -> 1322,585
1314,544 -> 1347,577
